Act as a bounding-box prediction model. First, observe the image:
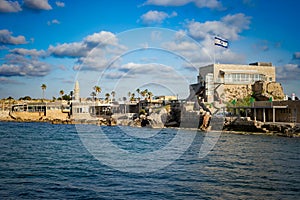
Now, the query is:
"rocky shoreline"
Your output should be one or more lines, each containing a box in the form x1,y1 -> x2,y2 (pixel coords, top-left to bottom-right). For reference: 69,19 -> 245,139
1,111 -> 299,137
223,117 -> 300,137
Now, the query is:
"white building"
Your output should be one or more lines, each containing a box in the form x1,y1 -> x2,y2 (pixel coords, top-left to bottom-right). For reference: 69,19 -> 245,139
198,62 -> 276,103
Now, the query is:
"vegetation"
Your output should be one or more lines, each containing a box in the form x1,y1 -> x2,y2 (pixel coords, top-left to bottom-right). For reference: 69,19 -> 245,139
105,93 -> 110,102
19,96 -> 32,101
70,91 -> 73,99
111,91 -> 116,101
61,94 -> 71,101
41,84 -> 47,101
126,89 -> 154,102
90,92 -> 97,100
59,90 -> 64,98
139,109 -> 146,115
130,93 -> 135,101
226,95 -> 255,115
136,88 -> 140,99
93,86 -> 101,97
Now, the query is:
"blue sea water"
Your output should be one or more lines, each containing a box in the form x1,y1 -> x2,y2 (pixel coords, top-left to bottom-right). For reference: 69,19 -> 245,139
0,121 -> 299,199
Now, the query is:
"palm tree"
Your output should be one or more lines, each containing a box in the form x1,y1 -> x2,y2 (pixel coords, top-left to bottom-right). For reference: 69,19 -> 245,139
59,90 -> 64,100
93,86 -> 101,100
141,89 -> 148,100
90,92 -> 96,101
41,84 -> 47,101
136,88 -> 140,98
105,93 -> 110,102
148,91 -> 153,102
111,91 -> 116,102
130,93 -> 135,101
70,91 -> 73,99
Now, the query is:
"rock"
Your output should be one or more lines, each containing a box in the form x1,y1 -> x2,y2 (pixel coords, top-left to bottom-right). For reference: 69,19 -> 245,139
252,81 -> 284,100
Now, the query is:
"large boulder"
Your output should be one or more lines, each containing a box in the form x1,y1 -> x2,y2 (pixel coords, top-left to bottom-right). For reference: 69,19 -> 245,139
252,81 -> 284,101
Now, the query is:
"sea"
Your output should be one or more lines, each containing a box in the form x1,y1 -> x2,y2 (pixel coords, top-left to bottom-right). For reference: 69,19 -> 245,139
0,121 -> 299,199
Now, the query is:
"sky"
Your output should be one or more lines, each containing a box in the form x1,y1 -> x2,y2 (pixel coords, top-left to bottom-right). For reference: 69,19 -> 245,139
0,0 -> 299,100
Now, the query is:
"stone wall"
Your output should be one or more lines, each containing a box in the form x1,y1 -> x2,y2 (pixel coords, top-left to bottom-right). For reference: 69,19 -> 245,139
223,84 -> 252,102
9,110 -> 68,121
0,111 -> 10,120
46,110 -> 69,120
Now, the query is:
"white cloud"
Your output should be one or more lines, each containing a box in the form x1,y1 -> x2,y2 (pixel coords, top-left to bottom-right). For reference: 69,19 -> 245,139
48,31 -> 127,71
0,29 -> 27,45
0,63 -> 50,77
163,40 -> 199,52
55,1 -> 65,7
140,10 -> 177,25
73,48 -> 110,71
49,31 -> 121,59
162,30 -> 246,67
276,64 -> 300,81
84,31 -> 118,46
47,19 -> 60,26
10,48 -> 46,57
0,0 -> 22,12
24,0 -> 52,10
118,62 -> 173,74
48,42 -> 88,58
104,72 -> 131,80
276,52 -> 300,81
187,13 -> 251,40
0,54 -> 51,77
144,0 -> 223,9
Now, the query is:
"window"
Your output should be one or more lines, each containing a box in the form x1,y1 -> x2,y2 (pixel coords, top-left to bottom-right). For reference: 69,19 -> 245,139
224,73 -> 266,84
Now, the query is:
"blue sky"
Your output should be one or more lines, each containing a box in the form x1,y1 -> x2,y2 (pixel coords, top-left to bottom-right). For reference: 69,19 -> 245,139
0,0 -> 299,100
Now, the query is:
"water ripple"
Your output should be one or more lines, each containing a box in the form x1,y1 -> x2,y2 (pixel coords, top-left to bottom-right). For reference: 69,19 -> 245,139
0,122 -> 299,199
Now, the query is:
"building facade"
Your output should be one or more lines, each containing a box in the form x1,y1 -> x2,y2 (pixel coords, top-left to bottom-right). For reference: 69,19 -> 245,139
198,62 -> 276,103
252,100 -> 300,123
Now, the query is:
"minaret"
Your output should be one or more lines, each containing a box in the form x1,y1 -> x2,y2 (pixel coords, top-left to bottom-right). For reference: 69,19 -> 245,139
74,81 -> 80,101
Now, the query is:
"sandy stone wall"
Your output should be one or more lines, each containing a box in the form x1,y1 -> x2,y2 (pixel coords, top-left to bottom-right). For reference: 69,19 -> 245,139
0,111 -> 10,120
10,110 -> 68,121
46,110 -> 69,120
223,84 -> 252,102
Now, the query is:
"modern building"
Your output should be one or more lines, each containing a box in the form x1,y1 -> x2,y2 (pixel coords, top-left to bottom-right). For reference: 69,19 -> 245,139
10,101 -> 70,121
70,81 -> 113,120
198,62 -> 276,103
71,101 -> 112,120
252,100 -> 300,123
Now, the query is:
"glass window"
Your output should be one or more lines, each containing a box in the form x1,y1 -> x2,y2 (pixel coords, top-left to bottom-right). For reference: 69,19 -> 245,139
241,74 -> 245,82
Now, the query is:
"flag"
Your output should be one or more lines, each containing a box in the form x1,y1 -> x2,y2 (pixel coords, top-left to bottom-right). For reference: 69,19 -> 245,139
214,36 -> 228,48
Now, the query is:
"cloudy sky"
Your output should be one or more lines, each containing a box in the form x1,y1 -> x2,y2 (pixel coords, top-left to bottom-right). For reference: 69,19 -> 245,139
0,0 -> 299,100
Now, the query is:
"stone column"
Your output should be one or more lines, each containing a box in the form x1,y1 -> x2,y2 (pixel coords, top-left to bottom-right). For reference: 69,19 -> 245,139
272,108 -> 275,123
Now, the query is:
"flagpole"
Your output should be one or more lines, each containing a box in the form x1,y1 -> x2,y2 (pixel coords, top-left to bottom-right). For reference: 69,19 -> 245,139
213,35 -> 216,65
214,36 -> 229,65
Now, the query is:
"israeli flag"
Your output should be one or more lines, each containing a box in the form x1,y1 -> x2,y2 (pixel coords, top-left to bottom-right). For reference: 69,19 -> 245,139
214,36 -> 228,48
